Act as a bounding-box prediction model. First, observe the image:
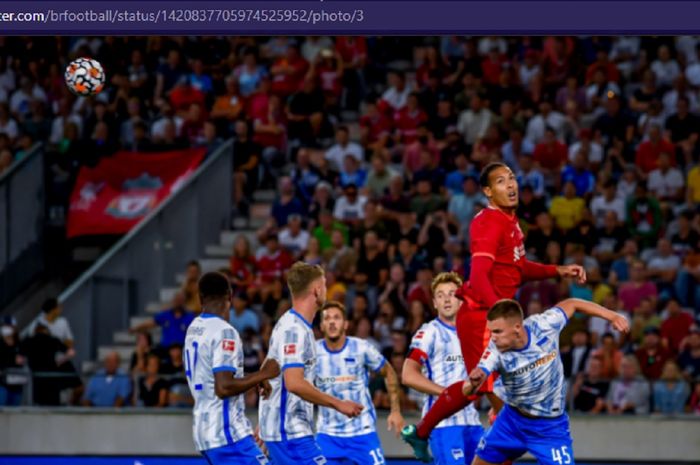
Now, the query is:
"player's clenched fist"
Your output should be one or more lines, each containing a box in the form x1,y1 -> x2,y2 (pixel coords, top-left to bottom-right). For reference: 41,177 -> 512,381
335,399 -> 364,417
611,314 -> 630,333
467,367 -> 487,390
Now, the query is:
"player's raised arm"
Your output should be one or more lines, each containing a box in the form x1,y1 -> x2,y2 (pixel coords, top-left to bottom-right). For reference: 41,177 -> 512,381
283,366 -> 363,417
556,298 -> 630,333
214,357 -> 280,398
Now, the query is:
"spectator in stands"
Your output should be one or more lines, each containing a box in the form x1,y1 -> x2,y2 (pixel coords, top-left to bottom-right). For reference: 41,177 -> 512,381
591,180 -> 626,228
325,125 -> 363,171
678,325 -> 700,381
20,323 -> 68,406
635,124 -> 675,175
630,298 -> 662,345
525,100 -> 566,145
448,175 -> 484,239
256,233 -> 293,300
645,239 -> 682,299
232,119 -> 261,216
130,332 -> 153,375
647,151 -> 685,203
339,154 -> 368,189
279,213 -> 310,259
665,95 -> 700,166
618,260 -> 659,313
129,291 -> 195,355
607,355 -> 651,415
271,176 -> 304,228
159,344 -> 191,407
562,328 -> 593,379
0,318 -> 25,406
134,353 -> 168,407
82,352 -> 131,407
660,299 -> 694,355
572,356 -> 609,413
591,332 -> 624,380
549,181 -> 585,232
333,183 -> 368,225
636,326 -> 672,380
228,291 -> 260,333
229,235 -> 257,294
380,70 -> 412,114
626,183 -> 664,250
653,360 -> 690,414
533,126 -> 568,181
457,93 -> 492,148
24,298 -> 74,349
525,212 -> 564,262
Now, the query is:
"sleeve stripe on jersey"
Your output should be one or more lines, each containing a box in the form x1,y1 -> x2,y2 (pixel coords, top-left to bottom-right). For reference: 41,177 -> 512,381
213,366 -> 237,373
407,348 -> 428,365
554,306 -> 569,324
282,363 -> 305,371
472,252 -> 495,260
373,357 -> 387,373
477,365 -> 491,377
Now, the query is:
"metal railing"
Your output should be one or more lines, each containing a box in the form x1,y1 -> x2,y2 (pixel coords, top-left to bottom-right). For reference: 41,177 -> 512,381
56,140 -> 233,368
0,144 -> 45,309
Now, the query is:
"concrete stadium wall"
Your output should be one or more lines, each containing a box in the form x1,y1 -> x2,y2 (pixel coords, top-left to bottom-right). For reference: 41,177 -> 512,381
1,409 -> 699,462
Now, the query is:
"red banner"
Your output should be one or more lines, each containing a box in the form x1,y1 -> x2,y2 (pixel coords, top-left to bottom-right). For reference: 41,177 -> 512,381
66,148 -> 206,238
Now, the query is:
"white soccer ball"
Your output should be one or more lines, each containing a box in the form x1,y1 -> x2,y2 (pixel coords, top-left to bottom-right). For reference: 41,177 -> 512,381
64,57 -> 105,96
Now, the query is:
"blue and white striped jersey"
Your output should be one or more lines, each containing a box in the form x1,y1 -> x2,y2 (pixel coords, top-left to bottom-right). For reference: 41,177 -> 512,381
259,309 -> 317,442
183,313 -> 251,451
314,336 -> 386,437
478,307 -> 569,418
408,318 -> 481,428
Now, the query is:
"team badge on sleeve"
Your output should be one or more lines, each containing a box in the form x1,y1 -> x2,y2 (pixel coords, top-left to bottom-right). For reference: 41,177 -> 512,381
415,331 -> 425,340
222,339 -> 236,351
284,344 -> 297,355
481,350 -> 491,360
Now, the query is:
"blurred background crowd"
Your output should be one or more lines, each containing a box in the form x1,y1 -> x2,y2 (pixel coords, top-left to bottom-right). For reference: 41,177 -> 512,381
1,35 -> 699,415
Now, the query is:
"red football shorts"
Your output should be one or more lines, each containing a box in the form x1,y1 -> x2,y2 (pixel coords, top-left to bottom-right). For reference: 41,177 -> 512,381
456,298 -> 495,393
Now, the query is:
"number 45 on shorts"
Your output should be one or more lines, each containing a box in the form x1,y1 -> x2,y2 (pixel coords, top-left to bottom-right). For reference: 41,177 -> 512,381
551,446 -> 572,464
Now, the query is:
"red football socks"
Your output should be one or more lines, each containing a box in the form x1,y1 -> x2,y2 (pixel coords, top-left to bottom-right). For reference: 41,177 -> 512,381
416,381 -> 477,439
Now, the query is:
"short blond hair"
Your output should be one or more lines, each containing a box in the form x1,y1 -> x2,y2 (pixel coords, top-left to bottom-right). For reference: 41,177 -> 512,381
287,262 -> 325,297
431,271 -> 463,294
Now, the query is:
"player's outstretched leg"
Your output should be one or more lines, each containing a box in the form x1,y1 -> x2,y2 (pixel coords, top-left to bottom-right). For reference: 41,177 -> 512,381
401,424 -> 432,463
401,382 -> 477,461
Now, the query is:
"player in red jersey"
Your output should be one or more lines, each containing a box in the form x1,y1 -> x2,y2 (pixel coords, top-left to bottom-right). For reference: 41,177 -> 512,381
402,162 -> 586,462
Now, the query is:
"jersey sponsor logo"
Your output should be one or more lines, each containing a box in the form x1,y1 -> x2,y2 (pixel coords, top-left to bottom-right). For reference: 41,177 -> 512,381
513,243 -> 525,262
222,339 -> 236,351
284,344 -> 296,355
188,326 -> 205,335
316,375 -> 358,384
445,354 -> 464,363
509,350 -> 558,376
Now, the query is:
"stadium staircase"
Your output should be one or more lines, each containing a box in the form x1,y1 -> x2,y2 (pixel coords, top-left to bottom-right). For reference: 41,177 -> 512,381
83,189 -> 275,374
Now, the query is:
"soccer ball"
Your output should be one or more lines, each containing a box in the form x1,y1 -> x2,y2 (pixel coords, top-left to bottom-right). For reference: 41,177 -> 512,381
64,57 -> 105,96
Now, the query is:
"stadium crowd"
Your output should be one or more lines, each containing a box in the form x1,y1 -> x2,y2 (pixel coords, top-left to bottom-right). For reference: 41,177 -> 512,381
1,36 -> 700,414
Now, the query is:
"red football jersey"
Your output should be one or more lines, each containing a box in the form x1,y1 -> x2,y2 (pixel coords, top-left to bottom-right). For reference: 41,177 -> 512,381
465,206 -> 526,307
